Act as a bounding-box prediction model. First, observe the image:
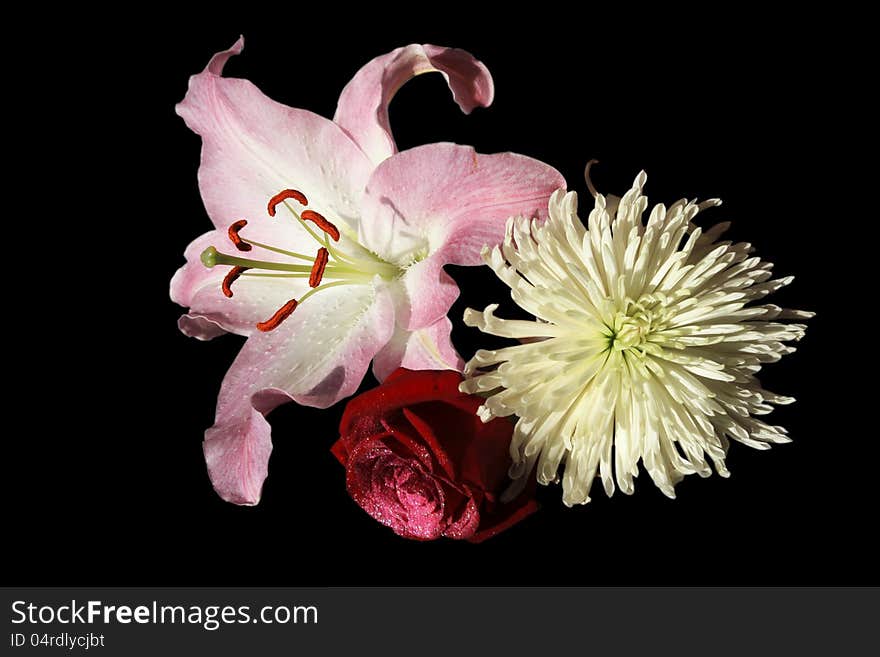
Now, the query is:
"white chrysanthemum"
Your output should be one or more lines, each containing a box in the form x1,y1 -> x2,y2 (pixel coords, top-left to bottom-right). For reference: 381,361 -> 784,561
460,169 -> 811,506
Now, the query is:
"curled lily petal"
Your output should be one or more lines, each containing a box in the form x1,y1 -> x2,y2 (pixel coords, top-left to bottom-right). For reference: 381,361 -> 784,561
334,43 -> 495,164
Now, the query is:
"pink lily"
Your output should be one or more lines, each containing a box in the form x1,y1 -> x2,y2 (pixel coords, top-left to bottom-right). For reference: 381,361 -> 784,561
171,38 -> 565,505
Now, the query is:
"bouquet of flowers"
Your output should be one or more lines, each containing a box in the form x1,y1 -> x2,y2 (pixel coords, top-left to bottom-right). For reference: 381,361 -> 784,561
170,38 -> 810,541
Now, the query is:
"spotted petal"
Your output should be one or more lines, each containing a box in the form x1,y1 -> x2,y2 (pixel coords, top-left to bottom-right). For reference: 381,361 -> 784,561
204,282 -> 395,504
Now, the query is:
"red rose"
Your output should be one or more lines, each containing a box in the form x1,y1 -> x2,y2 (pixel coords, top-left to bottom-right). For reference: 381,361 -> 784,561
331,368 -> 538,542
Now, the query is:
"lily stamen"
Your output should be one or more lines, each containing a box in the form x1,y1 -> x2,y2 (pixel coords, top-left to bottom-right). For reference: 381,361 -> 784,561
222,266 -> 249,298
228,220 -> 252,251
267,189 -> 308,216
309,247 -> 330,288
256,299 -> 298,332
301,210 -> 340,241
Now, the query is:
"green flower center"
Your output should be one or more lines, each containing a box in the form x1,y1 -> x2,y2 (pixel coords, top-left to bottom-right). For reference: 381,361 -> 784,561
606,295 -> 671,354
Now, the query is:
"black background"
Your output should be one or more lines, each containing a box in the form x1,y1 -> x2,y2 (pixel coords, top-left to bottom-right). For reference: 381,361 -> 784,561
12,10 -> 873,585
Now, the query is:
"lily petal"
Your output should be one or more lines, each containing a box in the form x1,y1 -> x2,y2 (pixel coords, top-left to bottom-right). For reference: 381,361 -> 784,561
372,316 -> 464,381
176,37 -> 373,234
360,143 -> 564,265
360,143 -> 565,326
397,255 -> 460,330
204,282 -> 395,504
177,314 -> 227,341
333,44 -> 494,165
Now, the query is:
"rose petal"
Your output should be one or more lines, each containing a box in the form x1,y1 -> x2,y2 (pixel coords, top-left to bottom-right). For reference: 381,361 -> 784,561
381,419 -> 439,474
404,399 -> 515,493
332,431 -> 396,467
400,407 -> 456,481
333,43 -> 494,165
469,494 -> 539,544
442,489 -> 481,540
346,440 -> 446,540
338,368 -> 465,443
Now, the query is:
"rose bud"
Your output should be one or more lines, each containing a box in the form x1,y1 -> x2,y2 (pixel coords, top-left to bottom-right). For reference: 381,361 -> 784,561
331,368 -> 538,542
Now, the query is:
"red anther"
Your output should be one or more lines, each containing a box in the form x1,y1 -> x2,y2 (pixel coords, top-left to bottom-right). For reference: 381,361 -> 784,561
256,299 -> 299,332
221,266 -> 249,298
301,210 -> 340,241
228,220 -> 252,251
309,247 -> 330,288
267,189 -> 308,217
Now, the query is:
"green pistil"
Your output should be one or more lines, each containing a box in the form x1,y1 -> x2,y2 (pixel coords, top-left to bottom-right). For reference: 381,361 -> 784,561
201,245 -> 401,280
201,246 -> 312,273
